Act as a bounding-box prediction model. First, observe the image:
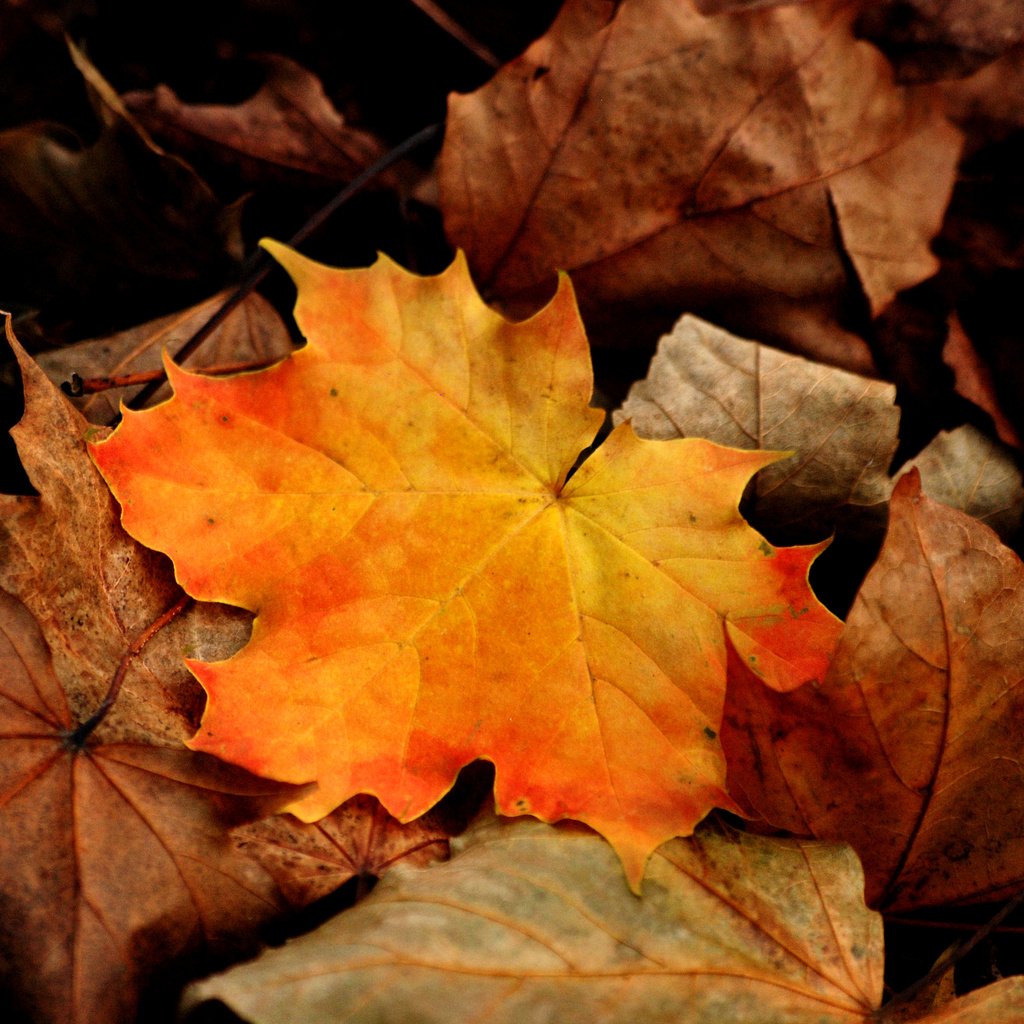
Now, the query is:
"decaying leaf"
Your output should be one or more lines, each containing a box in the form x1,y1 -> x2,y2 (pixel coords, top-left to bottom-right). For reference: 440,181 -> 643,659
91,242 -> 841,888
185,814 -> 885,1024
723,471 -> 1024,911
234,794 -> 452,908
0,325 -> 250,741
37,289 -> 294,425
123,54 -> 387,191
0,586 -> 295,1024
616,313 -> 1024,543
439,0 -> 961,364
0,42 -> 239,329
858,0 -> 1024,82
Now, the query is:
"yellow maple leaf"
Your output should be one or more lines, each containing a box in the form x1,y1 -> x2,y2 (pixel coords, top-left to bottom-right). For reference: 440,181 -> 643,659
91,242 -> 840,887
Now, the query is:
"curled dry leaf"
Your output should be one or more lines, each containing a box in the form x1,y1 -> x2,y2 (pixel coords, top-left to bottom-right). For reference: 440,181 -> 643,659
0,43 -> 239,327
91,242 -> 841,890
123,54 -> 388,191
37,289 -> 294,425
941,312 -> 1022,449
616,313 -> 1023,544
723,471 -> 1024,911
439,0 -> 961,366
185,815 -> 885,1024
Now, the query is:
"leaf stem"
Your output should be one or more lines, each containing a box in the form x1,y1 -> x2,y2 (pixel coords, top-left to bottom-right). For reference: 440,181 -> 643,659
64,594 -> 191,749
63,356 -> 285,396
124,121 -> 442,412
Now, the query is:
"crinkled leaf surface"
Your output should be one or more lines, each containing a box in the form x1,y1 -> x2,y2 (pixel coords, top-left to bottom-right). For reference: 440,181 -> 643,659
185,815 -> 885,1024
723,471 -> 1024,911
234,794 -> 452,908
616,313 -> 1024,544
439,0 -> 960,363
0,326 -> 330,1022
92,242 -> 840,887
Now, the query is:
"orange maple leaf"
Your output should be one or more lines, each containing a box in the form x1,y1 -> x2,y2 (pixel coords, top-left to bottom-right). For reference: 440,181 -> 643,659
91,242 -> 840,886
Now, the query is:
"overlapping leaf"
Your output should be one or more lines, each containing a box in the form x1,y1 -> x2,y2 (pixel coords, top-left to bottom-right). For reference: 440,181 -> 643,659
616,313 -> 1024,544
0,43 -> 239,330
1,327 -> 338,1023
439,0 -> 961,363
123,55 -> 387,190
184,813 -> 1024,1024
723,471 -> 1024,911
92,242 -> 840,887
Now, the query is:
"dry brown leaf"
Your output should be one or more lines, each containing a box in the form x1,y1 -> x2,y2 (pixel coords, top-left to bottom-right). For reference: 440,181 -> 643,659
0,42 -> 239,330
858,0 -> 1024,82
37,290 -> 294,425
123,55 -> 387,191
0,328 -> 250,741
941,312 -> 1022,449
440,0 -> 960,366
723,470 -> 1024,911
0,586 -> 296,1024
185,814 -> 885,1024
615,313 -> 1023,544
235,795 -> 452,907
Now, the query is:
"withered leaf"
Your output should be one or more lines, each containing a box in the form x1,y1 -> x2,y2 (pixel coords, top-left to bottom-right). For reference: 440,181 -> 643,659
37,289 -> 294,425
0,43 -> 239,330
234,795 -> 452,908
440,0 -> 960,364
123,55 -> 387,191
616,313 -> 1023,544
723,471 -> 1024,911
0,586 -> 295,1024
185,814 -> 885,1024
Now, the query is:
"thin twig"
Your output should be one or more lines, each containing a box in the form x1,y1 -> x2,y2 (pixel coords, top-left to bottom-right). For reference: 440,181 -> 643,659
887,890 -> 1024,1009
125,121 -> 442,412
64,356 -> 284,396
406,0 -> 501,68
64,594 -> 191,749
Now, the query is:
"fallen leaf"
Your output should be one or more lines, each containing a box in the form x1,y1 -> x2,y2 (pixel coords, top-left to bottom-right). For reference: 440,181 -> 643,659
858,0 -> 1024,82
722,470 -> 1024,911
615,313 -> 1023,544
36,289 -> 294,425
185,814 -> 886,1024
0,42 -> 239,331
91,242 -> 841,888
123,55 -> 387,191
0,586 -> 295,1024
0,321 -> 361,1020
0,323 -> 249,741
941,42 -> 1024,150
234,794 -> 451,907
941,312 -> 1022,449
439,0 -> 960,365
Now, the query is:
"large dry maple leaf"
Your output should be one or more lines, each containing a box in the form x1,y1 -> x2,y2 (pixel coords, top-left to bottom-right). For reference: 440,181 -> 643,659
92,242 -> 840,886
439,0 -> 961,367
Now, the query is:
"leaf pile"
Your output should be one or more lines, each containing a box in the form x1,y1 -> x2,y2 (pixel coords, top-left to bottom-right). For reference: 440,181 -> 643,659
2,0 -> 1024,1022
